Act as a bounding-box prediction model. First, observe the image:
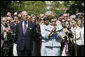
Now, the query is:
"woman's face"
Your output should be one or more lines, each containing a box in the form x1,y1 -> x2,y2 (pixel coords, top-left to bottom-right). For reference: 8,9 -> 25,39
77,19 -> 82,27
45,20 -> 49,25
51,19 -> 56,25
31,16 -> 36,23
71,20 -> 76,26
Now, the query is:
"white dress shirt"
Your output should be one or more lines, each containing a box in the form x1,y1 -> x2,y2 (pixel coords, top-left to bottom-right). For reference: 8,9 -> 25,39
22,21 -> 28,33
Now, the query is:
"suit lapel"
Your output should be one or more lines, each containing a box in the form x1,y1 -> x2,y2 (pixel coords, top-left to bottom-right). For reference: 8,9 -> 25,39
26,21 -> 29,30
20,22 -> 24,35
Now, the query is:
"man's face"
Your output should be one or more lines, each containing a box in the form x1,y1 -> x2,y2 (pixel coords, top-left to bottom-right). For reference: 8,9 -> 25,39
63,14 -> 68,21
2,18 -> 7,25
45,20 -> 49,25
14,17 -> 19,22
61,19 -> 66,27
22,11 -> 28,21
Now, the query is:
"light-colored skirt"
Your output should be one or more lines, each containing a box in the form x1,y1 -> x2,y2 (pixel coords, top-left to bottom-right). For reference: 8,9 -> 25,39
41,40 -> 46,56
45,47 -> 61,56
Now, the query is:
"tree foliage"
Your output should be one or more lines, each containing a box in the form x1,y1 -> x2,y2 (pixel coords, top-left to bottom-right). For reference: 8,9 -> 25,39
51,1 -> 66,14
11,1 -> 47,16
1,1 -> 84,16
64,1 -> 84,15
1,1 -> 13,16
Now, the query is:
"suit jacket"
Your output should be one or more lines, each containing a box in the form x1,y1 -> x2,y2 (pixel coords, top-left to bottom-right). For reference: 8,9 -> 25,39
42,24 -> 63,47
10,23 -> 18,43
10,23 -> 17,34
15,21 -> 36,51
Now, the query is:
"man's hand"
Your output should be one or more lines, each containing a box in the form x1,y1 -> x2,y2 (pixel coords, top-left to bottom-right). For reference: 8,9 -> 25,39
4,28 -> 8,32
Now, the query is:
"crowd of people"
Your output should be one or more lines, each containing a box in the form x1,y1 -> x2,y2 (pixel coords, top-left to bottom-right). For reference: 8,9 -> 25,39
1,11 -> 84,56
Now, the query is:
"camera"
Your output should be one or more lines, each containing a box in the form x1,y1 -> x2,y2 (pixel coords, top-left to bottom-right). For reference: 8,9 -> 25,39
65,30 -> 73,39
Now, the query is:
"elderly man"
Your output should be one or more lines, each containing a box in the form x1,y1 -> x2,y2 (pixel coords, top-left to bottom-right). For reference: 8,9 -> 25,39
1,17 -> 6,56
1,17 -> 7,48
1,17 -> 11,56
15,11 -> 36,56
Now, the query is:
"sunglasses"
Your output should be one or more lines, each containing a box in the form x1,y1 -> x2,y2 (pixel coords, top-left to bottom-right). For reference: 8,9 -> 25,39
51,21 -> 56,22
64,16 -> 68,17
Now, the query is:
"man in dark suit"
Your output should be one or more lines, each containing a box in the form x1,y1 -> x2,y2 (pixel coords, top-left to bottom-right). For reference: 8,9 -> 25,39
15,11 -> 36,56
10,16 -> 19,42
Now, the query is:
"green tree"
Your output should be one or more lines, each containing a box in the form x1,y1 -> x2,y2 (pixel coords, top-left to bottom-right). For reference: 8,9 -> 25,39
11,1 -> 47,16
48,1 -> 66,15
64,1 -> 84,15
1,1 -> 13,16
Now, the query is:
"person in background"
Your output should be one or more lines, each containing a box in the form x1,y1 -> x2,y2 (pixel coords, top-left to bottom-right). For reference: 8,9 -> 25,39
39,14 -> 45,25
1,17 -> 7,56
61,18 -> 73,56
28,15 -> 31,21
63,13 -> 69,21
70,15 -> 76,22
6,16 -> 15,56
70,19 -> 78,56
10,16 -> 19,56
61,19 -> 67,56
75,19 -> 84,56
40,16 -> 50,56
31,15 -> 41,56
1,17 -> 12,56
70,15 -> 76,27
63,13 -> 71,30
57,13 -> 64,25
11,16 -> 19,35
17,11 -> 22,22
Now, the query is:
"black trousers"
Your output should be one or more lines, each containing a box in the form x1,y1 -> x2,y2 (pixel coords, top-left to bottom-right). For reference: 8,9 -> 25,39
17,49 -> 32,56
32,40 -> 41,56
68,42 -> 75,56
77,45 -> 84,56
